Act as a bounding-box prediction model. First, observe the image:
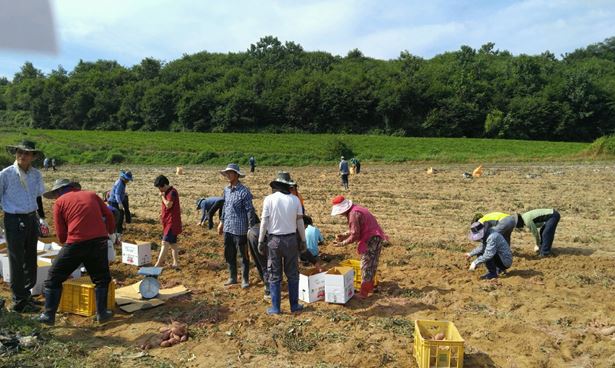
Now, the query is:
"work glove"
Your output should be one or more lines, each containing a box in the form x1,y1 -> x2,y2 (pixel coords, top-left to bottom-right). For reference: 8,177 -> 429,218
39,218 -> 50,237
258,241 -> 267,256
468,260 -> 478,271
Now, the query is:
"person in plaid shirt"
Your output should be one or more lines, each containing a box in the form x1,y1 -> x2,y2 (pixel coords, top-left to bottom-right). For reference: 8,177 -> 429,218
217,163 -> 255,288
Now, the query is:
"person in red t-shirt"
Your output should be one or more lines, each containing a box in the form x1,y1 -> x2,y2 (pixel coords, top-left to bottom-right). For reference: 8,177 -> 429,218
153,175 -> 182,269
38,179 -> 115,325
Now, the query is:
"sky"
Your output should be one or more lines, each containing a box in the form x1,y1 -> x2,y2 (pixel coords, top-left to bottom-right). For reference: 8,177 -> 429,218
1,0 -> 614,79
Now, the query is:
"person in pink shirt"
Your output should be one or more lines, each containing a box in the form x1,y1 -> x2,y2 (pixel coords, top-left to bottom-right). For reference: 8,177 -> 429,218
331,195 -> 387,299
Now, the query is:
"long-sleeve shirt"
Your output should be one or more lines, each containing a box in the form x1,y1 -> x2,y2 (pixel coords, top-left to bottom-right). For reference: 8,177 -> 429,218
221,182 -> 254,236
0,163 -> 45,214
109,178 -> 126,205
521,209 -> 555,246
54,189 -> 115,244
339,160 -> 349,174
198,196 -> 224,228
469,231 -> 513,267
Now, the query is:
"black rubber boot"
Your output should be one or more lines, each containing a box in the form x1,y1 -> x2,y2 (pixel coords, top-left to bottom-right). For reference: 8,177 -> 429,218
37,288 -> 62,325
94,288 -> 113,323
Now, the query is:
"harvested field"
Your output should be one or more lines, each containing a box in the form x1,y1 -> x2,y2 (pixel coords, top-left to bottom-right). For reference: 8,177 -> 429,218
2,162 -> 615,367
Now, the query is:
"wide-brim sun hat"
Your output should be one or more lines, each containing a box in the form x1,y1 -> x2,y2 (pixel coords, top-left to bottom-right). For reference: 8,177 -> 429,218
120,170 -> 133,181
43,178 -> 81,199
220,163 -> 245,178
269,171 -> 295,188
468,221 -> 485,241
331,195 -> 353,216
6,140 -> 42,157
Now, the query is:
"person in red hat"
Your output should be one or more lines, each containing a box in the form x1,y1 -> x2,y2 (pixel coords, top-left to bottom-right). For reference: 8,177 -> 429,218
331,195 -> 387,299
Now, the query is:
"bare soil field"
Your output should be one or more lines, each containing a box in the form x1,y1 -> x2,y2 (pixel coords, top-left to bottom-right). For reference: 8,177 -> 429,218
2,162 -> 615,368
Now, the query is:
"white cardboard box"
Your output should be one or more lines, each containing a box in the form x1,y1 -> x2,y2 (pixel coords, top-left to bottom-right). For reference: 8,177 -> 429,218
121,241 -> 152,266
324,266 -> 355,304
37,240 -> 61,252
299,268 -> 326,303
30,260 -> 81,296
0,251 -> 9,281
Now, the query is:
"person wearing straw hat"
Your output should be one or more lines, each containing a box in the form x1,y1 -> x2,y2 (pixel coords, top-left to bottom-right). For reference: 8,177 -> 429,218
466,221 -> 513,280
37,179 -> 116,324
331,195 -> 387,299
0,140 -> 48,313
218,163 -> 255,288
258,172 -> 306,314
107,170 -> 133,236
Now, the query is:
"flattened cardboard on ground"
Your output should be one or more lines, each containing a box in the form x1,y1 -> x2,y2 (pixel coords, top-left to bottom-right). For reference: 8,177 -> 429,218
115,281 -> 190,312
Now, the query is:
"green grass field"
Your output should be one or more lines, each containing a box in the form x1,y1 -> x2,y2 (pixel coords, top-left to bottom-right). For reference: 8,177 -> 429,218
0,128 -> 592,166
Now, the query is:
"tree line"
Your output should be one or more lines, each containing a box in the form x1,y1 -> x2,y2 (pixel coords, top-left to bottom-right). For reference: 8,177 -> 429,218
1,36 -> 614,141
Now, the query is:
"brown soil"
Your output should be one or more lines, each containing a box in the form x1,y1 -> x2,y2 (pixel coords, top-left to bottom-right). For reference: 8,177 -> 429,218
2,163 -> 615,367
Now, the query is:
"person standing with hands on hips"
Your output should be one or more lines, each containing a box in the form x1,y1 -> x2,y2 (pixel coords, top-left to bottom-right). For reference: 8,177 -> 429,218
0,140 -> 49,313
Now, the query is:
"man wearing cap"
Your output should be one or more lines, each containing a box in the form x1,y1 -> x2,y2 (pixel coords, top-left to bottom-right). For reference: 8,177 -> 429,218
332,195 -> 387,299
339,156 -> 350,190
258,172 -> 306,314
196,196 -> 224,229
218,163 -> 255,288
466,221 -> 513,279
0,140 -> 48,313
108,170 -> 133,236
37,179 -> 115,324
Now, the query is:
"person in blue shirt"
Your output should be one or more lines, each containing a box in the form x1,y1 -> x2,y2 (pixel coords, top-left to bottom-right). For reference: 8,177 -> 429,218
249,156 -> 256,173
0,140 -> 48,313
339,156 -> 350,190
300,215 -> 323,271
196,196 -> 224,229
107,170 -> 133,235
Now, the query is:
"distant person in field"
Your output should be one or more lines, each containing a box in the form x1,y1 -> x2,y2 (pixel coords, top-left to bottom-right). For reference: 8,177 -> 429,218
107,170 -> 133,236
466,220 -> 513,280
472,212 -> 516,246
43,157 -> 50,171
300,215 -> 323,271
218,163 -> 255,288
196,196 -> 224,229
289,182 -> 305,214
339,156 -> 349,190
37,179 -> 115,325
246,212 -> 270,299
258,172 -> 306,314
515,209 -> 560,257
350,157 -> 361,174
153,175 -> 182,269
331,195 -> 387,299
249,156 -> 256,173
51,158 -> 56,171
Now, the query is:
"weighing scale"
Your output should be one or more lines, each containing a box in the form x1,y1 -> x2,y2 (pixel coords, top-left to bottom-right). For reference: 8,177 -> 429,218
138,267 -> 163,299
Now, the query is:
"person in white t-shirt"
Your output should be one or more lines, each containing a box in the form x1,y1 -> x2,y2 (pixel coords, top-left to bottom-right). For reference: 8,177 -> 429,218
258,172 -> 306,315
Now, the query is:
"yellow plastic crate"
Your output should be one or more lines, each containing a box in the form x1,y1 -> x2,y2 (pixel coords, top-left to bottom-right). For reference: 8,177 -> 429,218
338,259 -> 379,289
414,320 -> 464,368
58,277 -> 115,317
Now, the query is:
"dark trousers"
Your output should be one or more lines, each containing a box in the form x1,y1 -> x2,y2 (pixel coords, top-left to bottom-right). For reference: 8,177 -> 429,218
300,250 -> 319,265
108,202 -> 124,233
341,174 -> 349,189
123,195 -> 131,224
224,233 -> 249,281
485,254 -> 507,274
247,233 -> 268,284
44,237 -> 111,290
355,163 -> 361,174
539,210 -> 560,255
4,213 -> 38,303
267,233 -> 299,283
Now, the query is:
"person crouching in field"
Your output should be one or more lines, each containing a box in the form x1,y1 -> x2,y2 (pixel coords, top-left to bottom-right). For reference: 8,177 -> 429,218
300,215 -> 323,271
472,212 -> 517,246
246,212 -> 270,299
153,175 -> 182,269
516,209 -> 560,257
38,179 -> 115,324
331,195 -> 387,299
466,221 -> 513,280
